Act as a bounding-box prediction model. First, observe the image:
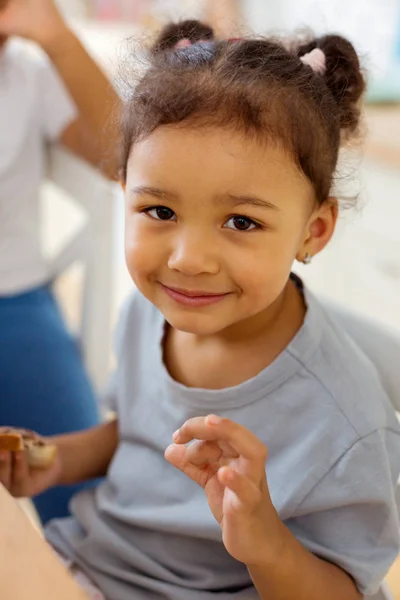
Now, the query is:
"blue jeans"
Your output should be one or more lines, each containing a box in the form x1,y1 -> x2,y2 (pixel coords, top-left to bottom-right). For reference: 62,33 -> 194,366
0,285 -> 100,524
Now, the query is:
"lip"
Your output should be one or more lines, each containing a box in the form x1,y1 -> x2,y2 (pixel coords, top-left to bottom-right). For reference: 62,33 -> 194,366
160,284 -> 231,307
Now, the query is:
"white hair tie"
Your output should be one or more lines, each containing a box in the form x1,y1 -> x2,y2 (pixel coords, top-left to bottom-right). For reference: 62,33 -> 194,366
300,48 -> 326,75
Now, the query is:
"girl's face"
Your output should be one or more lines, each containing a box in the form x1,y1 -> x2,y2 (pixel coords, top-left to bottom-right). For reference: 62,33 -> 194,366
124,126 -> 336,336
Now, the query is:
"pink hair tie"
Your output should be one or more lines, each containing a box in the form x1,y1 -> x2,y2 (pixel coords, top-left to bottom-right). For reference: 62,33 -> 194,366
300,48 -> 326,75
175,38 -> 210,50
175,38 -> 193,49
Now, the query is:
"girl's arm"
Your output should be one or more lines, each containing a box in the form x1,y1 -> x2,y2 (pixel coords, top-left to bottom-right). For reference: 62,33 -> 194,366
51,419 -> 119,485
248,523 -> 362,600
0,420 -> 118,499
0,484 -> 88,600
166,416 -> 388,600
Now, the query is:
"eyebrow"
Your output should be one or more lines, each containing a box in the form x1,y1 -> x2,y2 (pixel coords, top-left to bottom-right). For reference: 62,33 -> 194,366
130,186 -> 278,211
224,194 -> 278,211
129,186 -> 179,201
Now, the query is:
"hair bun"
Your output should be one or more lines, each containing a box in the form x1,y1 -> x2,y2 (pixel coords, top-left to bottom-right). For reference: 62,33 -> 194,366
298,34 -> 366,135
152,20 -> 215,54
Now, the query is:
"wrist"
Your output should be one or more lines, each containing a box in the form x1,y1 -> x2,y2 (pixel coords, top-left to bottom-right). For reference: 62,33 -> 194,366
246,510 -> 289,571
48,436 -> 68,486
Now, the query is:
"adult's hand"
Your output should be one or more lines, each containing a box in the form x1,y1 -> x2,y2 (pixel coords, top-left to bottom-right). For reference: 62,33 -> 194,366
0,0 -> 67,47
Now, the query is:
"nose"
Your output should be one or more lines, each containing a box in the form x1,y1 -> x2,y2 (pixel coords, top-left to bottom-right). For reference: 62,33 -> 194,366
167,231 -> 220,276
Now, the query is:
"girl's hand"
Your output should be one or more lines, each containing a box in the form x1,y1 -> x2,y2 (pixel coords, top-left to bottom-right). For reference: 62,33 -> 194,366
165,415 -> 283,567
0,0 -> 66,47
0,442 -> 62,499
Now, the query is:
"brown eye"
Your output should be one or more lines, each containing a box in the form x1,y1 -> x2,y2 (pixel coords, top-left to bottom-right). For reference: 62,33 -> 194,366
145,206 -> 176,221
225,216 -> 258,231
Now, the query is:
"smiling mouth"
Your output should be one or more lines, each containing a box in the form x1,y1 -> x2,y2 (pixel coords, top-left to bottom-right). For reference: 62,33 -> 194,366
160,283 -> 231,307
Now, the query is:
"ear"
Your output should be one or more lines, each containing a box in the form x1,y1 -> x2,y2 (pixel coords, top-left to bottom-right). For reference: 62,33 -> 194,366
296,198 -> 338,263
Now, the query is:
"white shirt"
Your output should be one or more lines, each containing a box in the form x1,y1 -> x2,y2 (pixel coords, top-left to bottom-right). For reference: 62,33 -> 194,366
0,38 -> 77,295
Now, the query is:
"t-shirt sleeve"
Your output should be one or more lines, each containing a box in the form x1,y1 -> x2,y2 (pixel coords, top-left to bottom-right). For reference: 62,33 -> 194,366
287,428 -> 400,596
37,54 -> 77,142
101,369 -> 118,413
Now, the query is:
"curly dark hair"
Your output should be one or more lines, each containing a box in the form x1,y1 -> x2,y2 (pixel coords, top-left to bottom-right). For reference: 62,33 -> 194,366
120,20 -> 366,204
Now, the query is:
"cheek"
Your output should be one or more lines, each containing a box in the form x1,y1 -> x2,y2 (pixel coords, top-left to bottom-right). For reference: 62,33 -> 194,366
238,259 -> 289,301
124,217 -> 161,279
231,231 -> 300,299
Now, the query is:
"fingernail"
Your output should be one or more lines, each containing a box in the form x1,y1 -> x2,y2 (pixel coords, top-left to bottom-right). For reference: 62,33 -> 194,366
164,444 -> 174,457
207,415 -> 222,426
172,429 -> 180,441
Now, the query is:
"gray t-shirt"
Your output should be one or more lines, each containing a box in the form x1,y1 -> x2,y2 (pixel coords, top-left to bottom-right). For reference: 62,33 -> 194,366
47,286 -> 400,599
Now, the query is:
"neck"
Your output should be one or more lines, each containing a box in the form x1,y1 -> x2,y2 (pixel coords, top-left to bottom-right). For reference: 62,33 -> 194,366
163,278 -> 307,390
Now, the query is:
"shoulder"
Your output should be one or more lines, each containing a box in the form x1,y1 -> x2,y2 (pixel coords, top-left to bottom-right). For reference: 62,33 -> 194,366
4,39 -> 69,101
2,39 -> 62,108
293,288 -> 399,439
289,424 -> 400,596
4,38 -> 48,77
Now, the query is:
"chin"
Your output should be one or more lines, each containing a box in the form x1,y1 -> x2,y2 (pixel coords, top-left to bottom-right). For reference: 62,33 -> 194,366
163,308 -> 230,336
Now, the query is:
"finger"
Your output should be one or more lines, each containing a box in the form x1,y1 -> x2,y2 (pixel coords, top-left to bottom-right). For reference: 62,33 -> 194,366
165,443 -> 216,470
218,466 -> 262,509
173,422 -> 238,459
167,437 -> 239,469
165,443 -> 188,470
0,451 -> 12,489
175,415 -> 268,463
11,451 -> 29,495
165,444 -> 216,488
187,441 -> 223,467
187,440 -> 240,467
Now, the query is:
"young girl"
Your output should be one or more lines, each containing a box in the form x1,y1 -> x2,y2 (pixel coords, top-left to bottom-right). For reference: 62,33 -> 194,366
1,19 -> 399,600
0,0 -> 119,524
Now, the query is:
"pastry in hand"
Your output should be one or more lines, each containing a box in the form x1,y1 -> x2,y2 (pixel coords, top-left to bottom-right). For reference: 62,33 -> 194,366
0,428 -> 57,469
